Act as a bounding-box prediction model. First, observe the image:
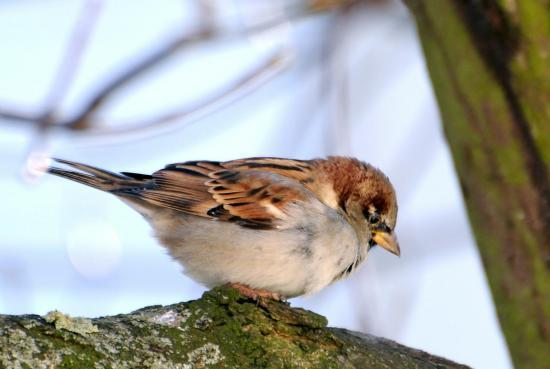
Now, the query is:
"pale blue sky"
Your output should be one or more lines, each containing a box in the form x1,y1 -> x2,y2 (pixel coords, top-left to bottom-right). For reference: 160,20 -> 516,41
0,1 -> 512,368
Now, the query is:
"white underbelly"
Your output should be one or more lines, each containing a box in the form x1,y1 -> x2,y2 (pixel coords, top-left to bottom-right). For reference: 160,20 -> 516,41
133,201 -> 361,297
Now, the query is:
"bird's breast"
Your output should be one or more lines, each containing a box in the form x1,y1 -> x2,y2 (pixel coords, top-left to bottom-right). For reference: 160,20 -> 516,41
144,199 -> 361,297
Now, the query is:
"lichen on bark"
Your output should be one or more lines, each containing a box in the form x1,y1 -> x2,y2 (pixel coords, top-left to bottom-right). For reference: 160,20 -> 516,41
0,286 -> 470,369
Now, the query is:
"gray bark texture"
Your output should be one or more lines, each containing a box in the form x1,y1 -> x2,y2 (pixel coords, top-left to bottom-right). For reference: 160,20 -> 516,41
0,287 -> 470,369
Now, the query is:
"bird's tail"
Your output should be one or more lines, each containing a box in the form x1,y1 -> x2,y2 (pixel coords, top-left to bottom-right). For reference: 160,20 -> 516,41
47,158 -> 153,193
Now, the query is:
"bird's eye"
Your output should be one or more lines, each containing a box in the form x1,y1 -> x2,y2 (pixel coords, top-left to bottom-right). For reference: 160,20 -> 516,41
364,209 -> 380,225
369,213 -> 380,224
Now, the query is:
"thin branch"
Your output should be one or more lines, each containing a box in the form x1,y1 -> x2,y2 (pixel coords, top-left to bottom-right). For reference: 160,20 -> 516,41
42,0 -> 103,114
0,108 -> 41,124
80,51 -> 292,138
65,27 -> 214,130
0,1 -> 345,133
62,2 -> 311,131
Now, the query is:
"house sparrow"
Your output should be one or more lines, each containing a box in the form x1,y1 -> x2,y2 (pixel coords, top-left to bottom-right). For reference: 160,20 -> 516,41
48,156 -> 399,299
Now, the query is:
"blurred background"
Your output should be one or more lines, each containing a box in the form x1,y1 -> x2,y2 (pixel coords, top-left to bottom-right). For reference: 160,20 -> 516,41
0,0 -> 513,368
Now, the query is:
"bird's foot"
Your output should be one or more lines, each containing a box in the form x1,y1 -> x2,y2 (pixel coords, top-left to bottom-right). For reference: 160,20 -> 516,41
226,283 -> 284,306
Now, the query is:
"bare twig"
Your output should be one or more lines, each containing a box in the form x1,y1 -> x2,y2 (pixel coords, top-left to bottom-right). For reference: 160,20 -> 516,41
65,27 -> 214,130
0,108 -> 41,123
81,51 -> 292,138
0,1 -> 346,135
42,0 -> 103,115
61,3 -> 309,131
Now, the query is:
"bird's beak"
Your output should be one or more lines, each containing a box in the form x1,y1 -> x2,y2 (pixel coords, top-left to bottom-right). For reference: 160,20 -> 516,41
372,229 -> 400,256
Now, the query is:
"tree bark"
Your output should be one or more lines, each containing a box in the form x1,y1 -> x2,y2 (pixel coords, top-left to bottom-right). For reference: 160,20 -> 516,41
0,287 -> 469,369
403,1 -> 550,368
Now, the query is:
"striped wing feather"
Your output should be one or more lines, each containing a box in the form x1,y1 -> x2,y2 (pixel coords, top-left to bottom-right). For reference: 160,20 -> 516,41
137,158 -> 315,229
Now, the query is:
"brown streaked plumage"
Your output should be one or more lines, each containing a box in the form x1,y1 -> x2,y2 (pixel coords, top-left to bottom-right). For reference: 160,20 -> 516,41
48,156 -> 399,299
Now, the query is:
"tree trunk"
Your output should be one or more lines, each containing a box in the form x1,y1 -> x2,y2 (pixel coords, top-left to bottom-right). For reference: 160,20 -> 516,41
403,1 -> 550,368
0,287 -> 469,368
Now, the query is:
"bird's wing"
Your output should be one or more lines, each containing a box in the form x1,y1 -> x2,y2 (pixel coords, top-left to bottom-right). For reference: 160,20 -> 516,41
135,160 -> 222,218
205,169 -> 311,229
222,157 -> 314,182
134,158 -> 316,229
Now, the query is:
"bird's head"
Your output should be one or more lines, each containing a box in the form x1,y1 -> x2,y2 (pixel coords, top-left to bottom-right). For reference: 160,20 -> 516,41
319,157 -> 400,256
360,193 -> 399,256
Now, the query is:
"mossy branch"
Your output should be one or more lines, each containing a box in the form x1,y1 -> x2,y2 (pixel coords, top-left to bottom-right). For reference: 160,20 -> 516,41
0,287 -> 469,369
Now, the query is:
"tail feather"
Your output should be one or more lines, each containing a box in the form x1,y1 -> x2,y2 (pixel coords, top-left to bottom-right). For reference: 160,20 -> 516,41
52,158 -> 128,180
47,158 -> 152,193
47,167 -> 111,190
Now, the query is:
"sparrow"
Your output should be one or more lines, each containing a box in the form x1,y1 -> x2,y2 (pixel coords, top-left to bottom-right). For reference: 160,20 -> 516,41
47,156 -> 399,299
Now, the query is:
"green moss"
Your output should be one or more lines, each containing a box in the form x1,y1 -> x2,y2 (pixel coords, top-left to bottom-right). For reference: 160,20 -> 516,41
0,286 -> 469,368
512,1 -> 550,165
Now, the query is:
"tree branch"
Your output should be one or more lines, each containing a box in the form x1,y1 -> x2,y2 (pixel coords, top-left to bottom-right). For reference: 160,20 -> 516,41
0,286 -> 470,368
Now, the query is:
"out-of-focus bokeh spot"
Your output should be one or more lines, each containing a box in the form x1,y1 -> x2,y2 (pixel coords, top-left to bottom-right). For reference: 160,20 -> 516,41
66,220 -> 123,279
